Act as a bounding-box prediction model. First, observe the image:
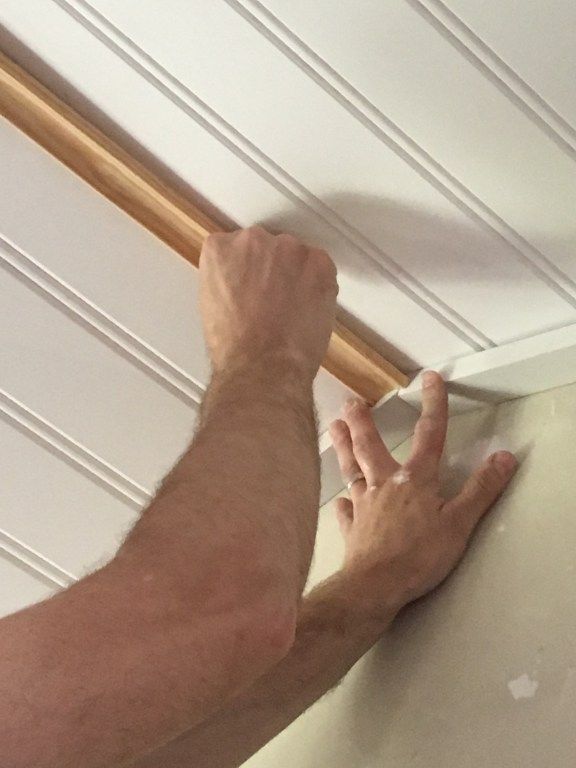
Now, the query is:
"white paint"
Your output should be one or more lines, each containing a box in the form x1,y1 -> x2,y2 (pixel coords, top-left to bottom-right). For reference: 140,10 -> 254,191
507,673 -> 539,701
496,524 -> 507,533
392,469 -> 412,485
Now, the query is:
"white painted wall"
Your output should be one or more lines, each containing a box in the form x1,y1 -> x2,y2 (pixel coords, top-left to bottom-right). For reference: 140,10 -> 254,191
244,382 -> 576,767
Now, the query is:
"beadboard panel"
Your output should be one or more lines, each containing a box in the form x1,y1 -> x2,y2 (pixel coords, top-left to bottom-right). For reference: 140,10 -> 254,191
0,417 -> 137,577
0,254 -> 196,490
50,0 -> 576,347
244,0 -> 576,288
0,0 -> 482,367
0,553 -> 55,618
0,116 -> 210,392
442,0 -> 576,129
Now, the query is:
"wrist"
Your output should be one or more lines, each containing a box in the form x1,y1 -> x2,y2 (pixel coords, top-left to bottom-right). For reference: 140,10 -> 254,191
211,349 -> 315,398
318,568 -> 399,638
336,564 -> 403,630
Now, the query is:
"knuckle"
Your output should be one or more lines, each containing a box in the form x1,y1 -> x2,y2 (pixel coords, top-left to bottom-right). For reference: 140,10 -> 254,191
247,225 -> 267,237
313,248 -> 337,278
238,225 -> 268,243
276,232 -> 301,248
354,433 -> 377,455
204,232 -> 223,250
276,231 -> 298,242
343,460 -> 360,477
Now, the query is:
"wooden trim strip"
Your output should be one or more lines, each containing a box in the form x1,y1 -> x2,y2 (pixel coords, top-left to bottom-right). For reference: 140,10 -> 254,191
0,50 -> 408,403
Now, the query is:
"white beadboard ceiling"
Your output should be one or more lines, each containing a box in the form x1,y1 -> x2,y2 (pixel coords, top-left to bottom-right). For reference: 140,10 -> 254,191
1,0 -> 576,612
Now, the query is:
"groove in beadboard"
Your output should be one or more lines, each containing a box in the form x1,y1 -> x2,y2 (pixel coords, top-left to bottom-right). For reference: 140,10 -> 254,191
408,0 -> 576,156
0,531 -> 76,588
0,234 -> 205,407
224,0 -> 576,307
0,387 -> 152,508
50,0 -> 492,350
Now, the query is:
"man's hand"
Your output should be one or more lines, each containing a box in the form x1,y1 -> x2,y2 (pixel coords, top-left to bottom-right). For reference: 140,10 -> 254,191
200,226 -> 338,381
131,372 -> 519,768
330,371 -> 518,619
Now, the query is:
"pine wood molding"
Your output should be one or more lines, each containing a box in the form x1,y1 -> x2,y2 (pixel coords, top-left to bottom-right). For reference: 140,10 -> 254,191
0,50 -> 408,403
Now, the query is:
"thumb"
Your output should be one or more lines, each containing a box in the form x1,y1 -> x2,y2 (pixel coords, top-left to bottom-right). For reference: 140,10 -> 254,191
447,451 -> 518,531
334,496 -> 354,537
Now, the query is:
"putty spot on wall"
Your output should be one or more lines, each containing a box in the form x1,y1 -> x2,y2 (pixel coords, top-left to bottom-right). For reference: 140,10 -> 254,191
507,673 -> 539,700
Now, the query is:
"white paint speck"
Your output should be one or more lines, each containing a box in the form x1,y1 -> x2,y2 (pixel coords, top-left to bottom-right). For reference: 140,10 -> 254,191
508,673 -> 539,700
392,469 -> 411,485
496,524 -> 507,533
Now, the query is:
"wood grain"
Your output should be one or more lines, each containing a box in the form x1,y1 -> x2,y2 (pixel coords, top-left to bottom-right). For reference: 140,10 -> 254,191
0,50 -> 407,403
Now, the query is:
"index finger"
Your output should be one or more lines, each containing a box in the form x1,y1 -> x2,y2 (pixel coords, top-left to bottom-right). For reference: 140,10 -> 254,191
405,371 -> 448,474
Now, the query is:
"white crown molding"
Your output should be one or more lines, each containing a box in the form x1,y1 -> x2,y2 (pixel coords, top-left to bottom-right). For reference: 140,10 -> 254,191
401,323 -> 576,413
322,323 -> 576,504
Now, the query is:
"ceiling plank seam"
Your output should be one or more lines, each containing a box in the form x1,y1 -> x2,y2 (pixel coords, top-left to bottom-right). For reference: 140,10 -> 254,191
0,387 -> 151,508
0,533 -> 75,588
0,234 -> 205,407
409,0 -> 576,155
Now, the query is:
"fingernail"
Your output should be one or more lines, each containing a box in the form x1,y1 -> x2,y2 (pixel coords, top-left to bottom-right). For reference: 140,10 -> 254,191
423,371 -> 439,387
492,451 -> 518,477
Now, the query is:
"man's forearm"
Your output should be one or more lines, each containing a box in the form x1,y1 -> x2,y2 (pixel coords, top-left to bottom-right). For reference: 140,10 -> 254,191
0,363 -> 322,768
134,570 -> 393,768
122,359 -> 319,603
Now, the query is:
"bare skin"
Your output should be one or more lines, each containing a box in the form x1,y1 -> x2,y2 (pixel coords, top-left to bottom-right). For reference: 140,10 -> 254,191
0,227 -> 338,768
134,372 -> 517,768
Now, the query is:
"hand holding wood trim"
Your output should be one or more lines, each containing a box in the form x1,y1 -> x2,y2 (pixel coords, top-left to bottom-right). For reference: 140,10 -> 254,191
0,50 -> 408,404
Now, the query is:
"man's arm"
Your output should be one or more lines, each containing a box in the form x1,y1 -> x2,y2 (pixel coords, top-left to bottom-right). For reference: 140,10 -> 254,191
134,570 -> 389,768
0,227 -> 338,768
135,374 -> 518,768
